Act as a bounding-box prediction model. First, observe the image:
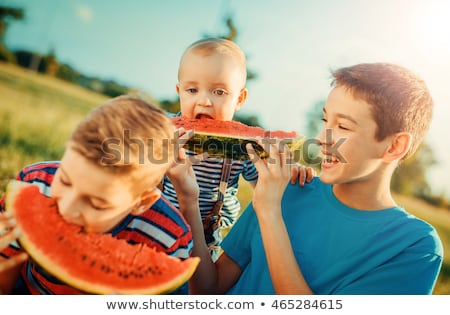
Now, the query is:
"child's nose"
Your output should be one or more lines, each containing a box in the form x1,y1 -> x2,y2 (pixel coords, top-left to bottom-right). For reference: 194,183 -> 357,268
196,92 -> 213,107
317,128 -> 334,146
57,193 -> 82,221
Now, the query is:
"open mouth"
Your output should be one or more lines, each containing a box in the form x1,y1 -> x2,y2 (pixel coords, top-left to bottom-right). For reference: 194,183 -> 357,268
322,153 -> 340,166
195,113 -> 214,120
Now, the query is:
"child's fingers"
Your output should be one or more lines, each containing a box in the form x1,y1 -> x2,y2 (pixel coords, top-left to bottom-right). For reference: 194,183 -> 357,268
291,164 -> 299,184
0,252 -> 28,273
187,152 -> 209,165
274,140 -> 293,176
306,166 -> 315,182
174,128 -> 194,148
246,142 -> 264,169
0,227 -> 21,249
0,213 -> 17,231
298,166 -> 307,186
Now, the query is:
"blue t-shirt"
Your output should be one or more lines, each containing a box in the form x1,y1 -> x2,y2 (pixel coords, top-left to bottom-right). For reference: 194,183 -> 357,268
222,177 -> 443,294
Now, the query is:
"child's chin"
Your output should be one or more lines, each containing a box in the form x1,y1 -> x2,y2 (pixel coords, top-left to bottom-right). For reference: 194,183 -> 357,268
318,173 -> 336,184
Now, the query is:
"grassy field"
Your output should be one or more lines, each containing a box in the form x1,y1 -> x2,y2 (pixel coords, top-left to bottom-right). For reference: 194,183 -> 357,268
1,62 -> 449,294
0,62 -> 108,189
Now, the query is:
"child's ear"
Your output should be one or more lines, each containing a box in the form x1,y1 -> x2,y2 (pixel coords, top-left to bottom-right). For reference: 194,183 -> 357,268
176,83 -> 181,95
235,88 -> 248,111
131,188 -> 161,215
382,132 -> 412,162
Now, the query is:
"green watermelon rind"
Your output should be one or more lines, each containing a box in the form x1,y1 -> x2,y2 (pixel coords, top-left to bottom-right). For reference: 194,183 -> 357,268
184,132 -> 303,160
5,180 -> 200,295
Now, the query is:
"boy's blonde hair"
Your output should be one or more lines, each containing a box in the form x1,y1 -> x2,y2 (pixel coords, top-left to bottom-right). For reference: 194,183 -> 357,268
178,38 -> 247,87
332,63 -> 433,160
70,95 -> 175,189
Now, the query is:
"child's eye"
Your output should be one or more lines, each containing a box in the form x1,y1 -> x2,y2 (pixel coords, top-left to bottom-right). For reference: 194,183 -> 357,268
338,124 -> 350,130
186,88 -> 197,94
321,117 -> 327,123
213,89 -> 226,96
90,201 -> 109,211
59,176 -> 71,186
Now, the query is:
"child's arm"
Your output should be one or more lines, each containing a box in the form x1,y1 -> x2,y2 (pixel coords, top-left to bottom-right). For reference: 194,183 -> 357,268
0,212 -> 28,294
166,130 -> 242,294
247,140 -> 313,294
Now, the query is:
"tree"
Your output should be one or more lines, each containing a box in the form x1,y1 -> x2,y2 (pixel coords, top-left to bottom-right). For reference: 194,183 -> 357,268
233,113 -> 261,127
160,99 -> 180,114
0,6 -> 24,42
205,15 -> 257,81
391,143 -> 436,197
0,6 -> 24,63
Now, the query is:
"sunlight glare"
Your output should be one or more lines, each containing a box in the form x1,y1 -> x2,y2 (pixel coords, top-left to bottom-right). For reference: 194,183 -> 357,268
415,1 -> 450,57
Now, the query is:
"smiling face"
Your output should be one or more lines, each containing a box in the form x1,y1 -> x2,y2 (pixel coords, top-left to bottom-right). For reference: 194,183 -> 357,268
317,86 -> 392,186
177,48 -> 248,121
50,146 -> 161,233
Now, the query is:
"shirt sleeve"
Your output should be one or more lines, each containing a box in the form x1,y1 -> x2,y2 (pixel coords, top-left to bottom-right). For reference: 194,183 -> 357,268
242,160 -> 258,182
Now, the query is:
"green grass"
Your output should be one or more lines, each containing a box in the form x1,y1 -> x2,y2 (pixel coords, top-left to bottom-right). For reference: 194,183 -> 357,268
0,62 -> 107,190
1,61 -> 449,294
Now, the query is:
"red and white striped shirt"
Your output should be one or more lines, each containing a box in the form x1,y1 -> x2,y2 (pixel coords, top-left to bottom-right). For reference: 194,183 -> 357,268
0,161 -> 193,294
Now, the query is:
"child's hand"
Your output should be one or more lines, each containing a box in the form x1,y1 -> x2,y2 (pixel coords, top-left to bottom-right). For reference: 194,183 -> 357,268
0,212 -> 28,273
246,138 -> 293,213
166,128 -> 202,209
290,164 -> 316,186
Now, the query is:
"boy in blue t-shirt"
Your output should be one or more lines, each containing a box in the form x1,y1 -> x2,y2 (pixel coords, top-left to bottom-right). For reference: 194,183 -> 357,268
169,62 -> 443,294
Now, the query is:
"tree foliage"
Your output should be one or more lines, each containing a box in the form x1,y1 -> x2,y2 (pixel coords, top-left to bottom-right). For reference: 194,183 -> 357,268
1,5 -> 130,98
234,113 -> 261,127
0,6 -> 24,42
203,15 -> 257,81
0,6 -> 24,63
391,143 -> 436,196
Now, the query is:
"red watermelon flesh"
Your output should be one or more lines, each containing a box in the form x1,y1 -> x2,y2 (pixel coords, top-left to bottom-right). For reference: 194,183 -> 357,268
172,116 -> 298,139
172,116 -> 301,160
5,180 -> 200,294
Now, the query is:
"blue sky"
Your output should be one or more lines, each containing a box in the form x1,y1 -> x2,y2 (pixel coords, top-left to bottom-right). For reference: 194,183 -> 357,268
4,0 -> 450,197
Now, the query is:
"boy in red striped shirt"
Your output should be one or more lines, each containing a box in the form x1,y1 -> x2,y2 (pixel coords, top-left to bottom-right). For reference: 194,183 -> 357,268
0,95 -> 193,294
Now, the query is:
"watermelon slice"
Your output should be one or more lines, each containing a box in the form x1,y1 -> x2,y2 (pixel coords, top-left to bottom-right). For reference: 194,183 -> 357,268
172,117 -> 301,160
5,180 -> 200,295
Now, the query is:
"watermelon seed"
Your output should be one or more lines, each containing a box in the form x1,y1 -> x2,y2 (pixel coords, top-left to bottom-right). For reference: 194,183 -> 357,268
118,272 -> 129,279
100,264 -> 112,273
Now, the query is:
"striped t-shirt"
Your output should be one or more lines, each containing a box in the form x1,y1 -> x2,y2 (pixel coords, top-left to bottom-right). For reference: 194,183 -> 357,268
164,111 -> 259,250
162,156 -> 258,230
0,161 -> 193,294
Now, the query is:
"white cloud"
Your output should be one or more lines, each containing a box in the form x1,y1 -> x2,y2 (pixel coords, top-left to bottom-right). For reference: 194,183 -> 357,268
75,4 -> 94,23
